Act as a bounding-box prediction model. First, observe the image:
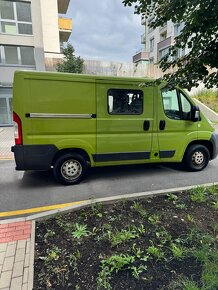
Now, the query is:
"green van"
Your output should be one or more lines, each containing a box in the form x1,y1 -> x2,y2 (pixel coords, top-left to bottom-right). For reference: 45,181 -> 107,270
11,71 -> 218,185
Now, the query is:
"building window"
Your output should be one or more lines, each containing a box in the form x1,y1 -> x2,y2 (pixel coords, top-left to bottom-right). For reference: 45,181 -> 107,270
148,16 -> 155,33
0,87 -> 13,125
159,47 -> 170,59
108,89 -> 143,115
160,31 -> 167,41
0,0 -> 32,35
0,45 -> 35,66
150,38 -> 154,52
174,23 -> 183,37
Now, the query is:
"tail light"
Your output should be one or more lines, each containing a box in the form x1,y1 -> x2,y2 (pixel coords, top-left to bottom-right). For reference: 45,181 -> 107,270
13,112 -> 23,145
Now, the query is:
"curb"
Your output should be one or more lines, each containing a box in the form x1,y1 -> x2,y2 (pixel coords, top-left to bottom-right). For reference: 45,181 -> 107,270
0,182 -> 217,289
194,98 -> 218,122
28,221 -> 35,290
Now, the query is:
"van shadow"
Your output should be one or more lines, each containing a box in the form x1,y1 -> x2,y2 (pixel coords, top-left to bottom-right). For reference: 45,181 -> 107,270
21,162 -> 183,188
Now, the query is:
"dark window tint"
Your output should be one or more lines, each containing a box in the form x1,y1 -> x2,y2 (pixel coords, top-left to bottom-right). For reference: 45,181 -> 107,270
108,89 -> 143,115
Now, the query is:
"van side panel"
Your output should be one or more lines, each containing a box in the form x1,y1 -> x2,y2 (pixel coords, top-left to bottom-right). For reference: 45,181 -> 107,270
27,77 -> 96,160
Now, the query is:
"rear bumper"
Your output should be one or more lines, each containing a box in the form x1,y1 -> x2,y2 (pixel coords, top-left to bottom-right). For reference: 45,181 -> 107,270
210,133 -> 218,160
11,145 -> 58,170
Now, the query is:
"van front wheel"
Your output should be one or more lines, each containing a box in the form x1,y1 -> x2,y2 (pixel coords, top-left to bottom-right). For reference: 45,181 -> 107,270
53,153 -> 87,185
183,144 -> 210,171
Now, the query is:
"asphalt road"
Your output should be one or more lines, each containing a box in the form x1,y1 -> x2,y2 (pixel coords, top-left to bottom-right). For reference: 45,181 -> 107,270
0,158 -> 218,215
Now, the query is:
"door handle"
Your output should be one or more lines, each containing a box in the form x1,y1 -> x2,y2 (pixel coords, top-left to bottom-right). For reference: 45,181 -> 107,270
159,120 -> 166,130
143,120 -> 150,131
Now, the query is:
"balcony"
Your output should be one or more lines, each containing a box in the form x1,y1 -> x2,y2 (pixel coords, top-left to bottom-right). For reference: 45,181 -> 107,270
58,0 -> 70,14
141,33 -> 146,44
159,22 -> 167,32
157,36 -> 174,51
58,17 -> 72,42
133,51 -> 150,63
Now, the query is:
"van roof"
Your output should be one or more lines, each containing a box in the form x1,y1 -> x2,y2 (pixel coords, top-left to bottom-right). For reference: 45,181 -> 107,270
14,70 -> 156,83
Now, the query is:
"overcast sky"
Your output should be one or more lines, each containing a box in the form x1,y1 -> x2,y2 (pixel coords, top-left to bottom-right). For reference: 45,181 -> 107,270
66,0 -> 143,63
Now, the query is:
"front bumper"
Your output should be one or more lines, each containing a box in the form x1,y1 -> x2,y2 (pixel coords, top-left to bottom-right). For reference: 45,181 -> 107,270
11,145 -> 58,170
210,132 -> 218,160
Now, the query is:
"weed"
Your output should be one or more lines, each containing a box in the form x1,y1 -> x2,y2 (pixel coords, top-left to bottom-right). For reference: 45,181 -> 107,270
107,228 -> 139,247
147,242 -> 164,260
148,214 -> 160,225
72,223 -> 90,239
45,246 -> 61,264
67,250 -> 81,275
131,265 -> 147,279
190,186 -> 207,202
170,243 -> 187,260
156,228 -> 172,245
167,193 -> 179,202
131,201 -> 147,218
207,185 -> 218,196
187,214 -> 194,222
44,230 -> 56,241
211,201 -> 218,209
168,277 -> 200,290
91,202 -> 103,217
132,243 -> 144,258
176,203 -> 187,210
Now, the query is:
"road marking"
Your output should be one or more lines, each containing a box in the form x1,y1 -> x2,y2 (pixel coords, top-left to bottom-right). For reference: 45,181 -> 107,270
0,157 -> 14,160
0,201 -> 83,218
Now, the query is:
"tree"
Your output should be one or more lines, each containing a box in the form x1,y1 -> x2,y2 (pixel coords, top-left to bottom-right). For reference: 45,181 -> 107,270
56,43 -> 84,74
123,0 -> 218,90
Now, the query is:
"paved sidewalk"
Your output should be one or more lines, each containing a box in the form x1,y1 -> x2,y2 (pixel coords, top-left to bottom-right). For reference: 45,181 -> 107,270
0,221 -> 33,290
0,128 -> 14,160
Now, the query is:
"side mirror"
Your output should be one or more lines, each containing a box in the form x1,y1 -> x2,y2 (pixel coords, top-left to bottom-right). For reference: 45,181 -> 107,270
191,106 -> 200,122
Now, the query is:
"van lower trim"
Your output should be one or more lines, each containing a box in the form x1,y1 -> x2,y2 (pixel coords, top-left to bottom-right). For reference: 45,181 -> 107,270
25,113 -> 95,119
159,150 -> 175,158
93,152 -> 150,162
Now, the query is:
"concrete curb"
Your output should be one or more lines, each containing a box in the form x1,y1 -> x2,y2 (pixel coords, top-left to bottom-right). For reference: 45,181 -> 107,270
194,98 -> 218,122
28,221 -> 35,290
0,181 -> 218,289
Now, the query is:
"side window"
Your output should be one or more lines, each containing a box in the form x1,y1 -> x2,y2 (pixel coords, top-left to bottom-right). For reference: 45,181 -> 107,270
162,88 -> 181,120
108,89 -> 143,115
162,88 -> 192,120
180,91 -> 192,119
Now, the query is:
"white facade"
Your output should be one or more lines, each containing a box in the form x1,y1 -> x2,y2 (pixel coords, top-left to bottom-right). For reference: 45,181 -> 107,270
0,0 -> 72,126
134,16 -> 189,64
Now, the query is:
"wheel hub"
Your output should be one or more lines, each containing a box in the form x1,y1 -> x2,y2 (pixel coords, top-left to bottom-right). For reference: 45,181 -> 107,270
61,160 -> 82,180
192,151 -> 204,165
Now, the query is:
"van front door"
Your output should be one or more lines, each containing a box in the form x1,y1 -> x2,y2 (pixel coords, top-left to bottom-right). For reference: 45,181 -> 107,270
94,81 -> 154,165
157,87 -> 198,161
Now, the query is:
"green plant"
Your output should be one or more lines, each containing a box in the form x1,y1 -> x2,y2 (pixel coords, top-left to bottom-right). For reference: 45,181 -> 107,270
67,251 -> 81,275
170,243 -> 187,260
131,201 -> 147,218
207,185 -> 218,196
211,201 -> 218,209
107,228 -> 139,247
44,230 -> 56,240
131,265 -> 147,279
147,242 -> 164,260
187,214 -> 194,222
167,193 -> 179,202
148,214 -> 160,225
132,243 -> 144,258
190,187 -> 207,202
45,246 -> 62,264
176,203 -> 187,210
156,228 -> 172,245
72,223 -> 90,239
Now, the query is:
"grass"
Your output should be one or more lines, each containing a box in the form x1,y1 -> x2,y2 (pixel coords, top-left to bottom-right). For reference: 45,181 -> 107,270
192,89 -> 218,113
34,185 -> 218,290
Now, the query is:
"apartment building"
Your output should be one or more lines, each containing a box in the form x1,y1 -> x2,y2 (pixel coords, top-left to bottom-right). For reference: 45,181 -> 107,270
133,16 -> 188,64
0,0 -> 72,126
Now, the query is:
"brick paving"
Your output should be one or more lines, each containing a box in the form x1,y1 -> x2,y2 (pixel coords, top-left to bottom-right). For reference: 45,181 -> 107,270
0,128 -> 14,160
0,222 -> 32,290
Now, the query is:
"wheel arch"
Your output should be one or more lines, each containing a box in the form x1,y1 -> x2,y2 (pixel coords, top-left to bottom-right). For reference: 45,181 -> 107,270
183,140 -> 213,160
52,148 -> 92,166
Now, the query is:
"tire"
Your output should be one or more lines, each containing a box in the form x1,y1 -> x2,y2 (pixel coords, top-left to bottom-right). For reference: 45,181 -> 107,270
183,144 -> 210,172
53,153 -> 87,185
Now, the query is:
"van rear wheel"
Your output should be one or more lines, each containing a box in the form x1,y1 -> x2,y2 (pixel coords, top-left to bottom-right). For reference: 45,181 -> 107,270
183,144 -> 210,172
53,153 -> 87,185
